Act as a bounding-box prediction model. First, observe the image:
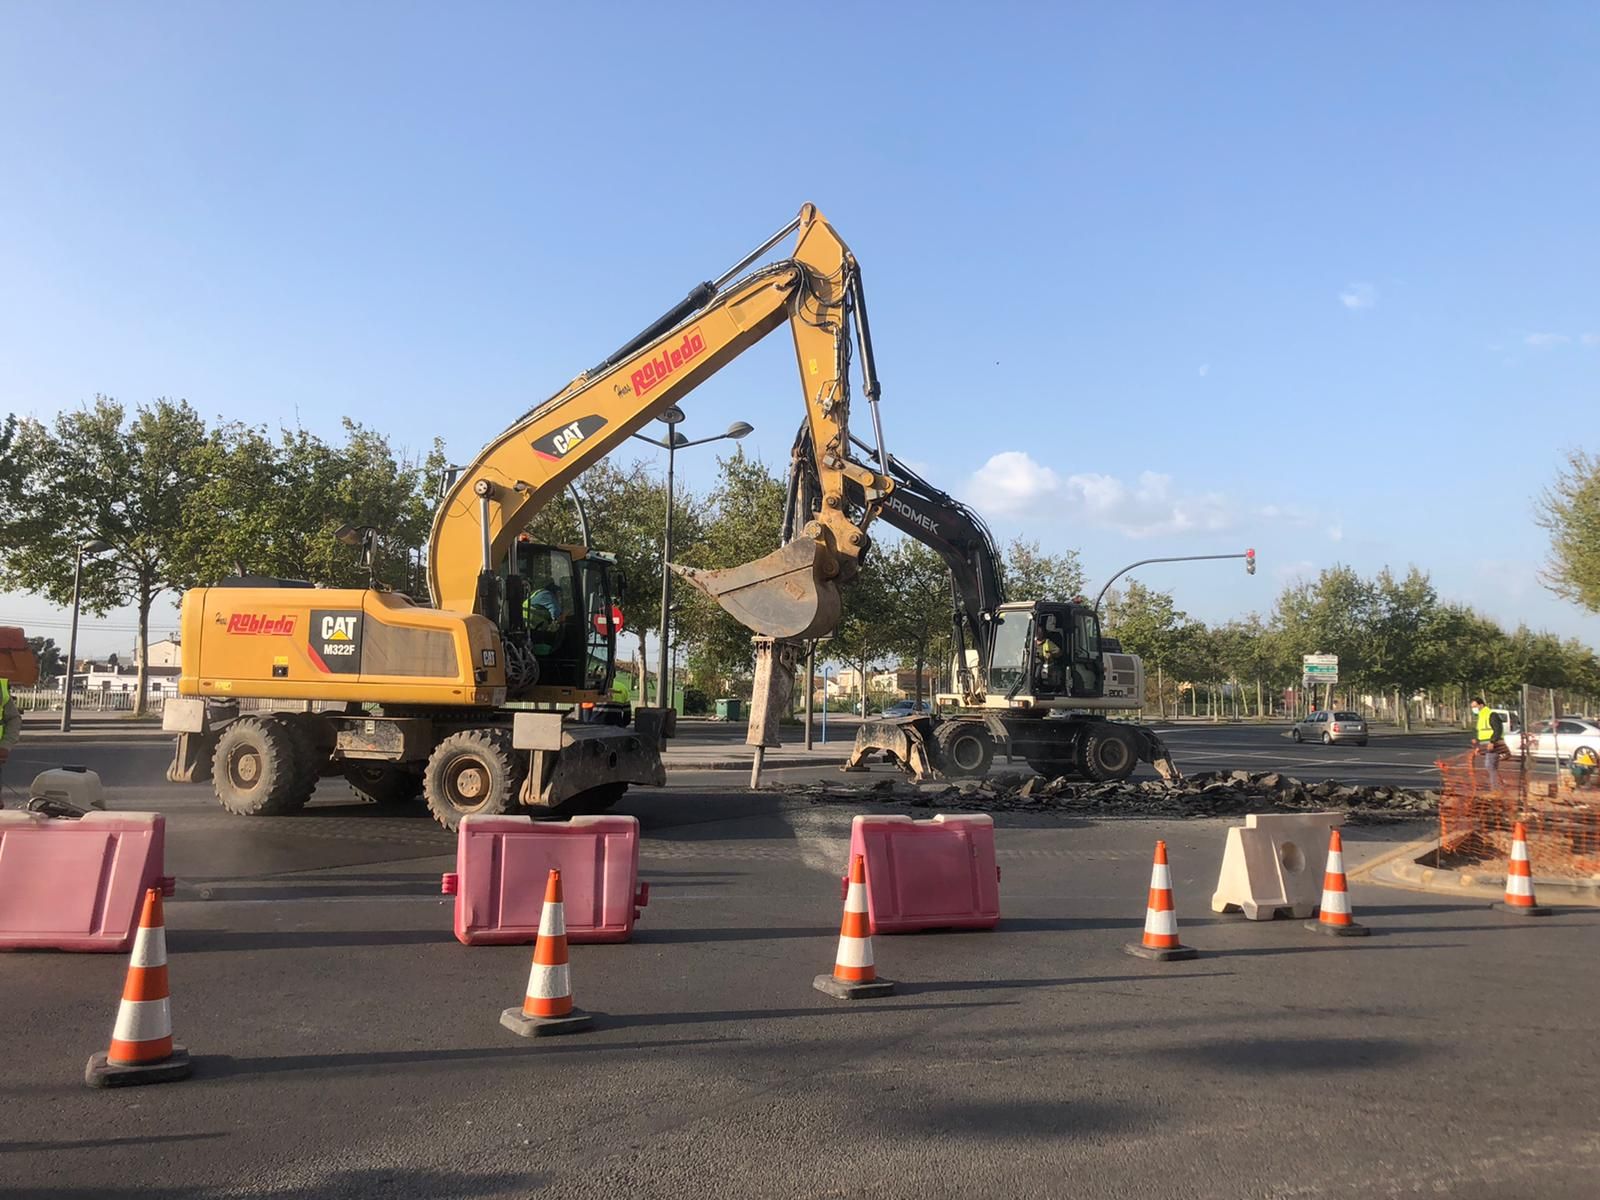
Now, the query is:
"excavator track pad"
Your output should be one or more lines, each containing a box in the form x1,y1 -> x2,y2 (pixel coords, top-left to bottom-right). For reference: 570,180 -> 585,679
671,538 -> 843,640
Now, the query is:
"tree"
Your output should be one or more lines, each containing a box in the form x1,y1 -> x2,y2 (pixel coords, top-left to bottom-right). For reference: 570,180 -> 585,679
25,635 -> 63,680
1,397 -> 210,715
876,539 -> 952,703
176,419 -> 444,593
1538,449 -> 1600,614
1103,580 -> 1186,716
675,449 -> 785,694
1000,538 -> 1085,601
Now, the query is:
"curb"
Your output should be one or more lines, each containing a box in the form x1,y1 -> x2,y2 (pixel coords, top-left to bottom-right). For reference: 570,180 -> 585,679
1350,835 -> 1600,907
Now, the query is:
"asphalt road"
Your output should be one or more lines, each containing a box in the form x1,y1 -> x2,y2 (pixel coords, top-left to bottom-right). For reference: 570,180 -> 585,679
6,726 -> 1597,1199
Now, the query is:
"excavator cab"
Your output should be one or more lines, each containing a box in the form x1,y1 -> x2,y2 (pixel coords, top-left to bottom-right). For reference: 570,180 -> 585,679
498,541 -> 619,698
987,602 -> 1105,703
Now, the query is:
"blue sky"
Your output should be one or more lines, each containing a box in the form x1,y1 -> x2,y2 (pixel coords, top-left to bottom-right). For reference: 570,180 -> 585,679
3,2 -> 1599,657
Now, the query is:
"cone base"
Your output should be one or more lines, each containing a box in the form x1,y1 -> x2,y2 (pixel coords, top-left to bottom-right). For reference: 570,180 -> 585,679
85,1047 -> 192,1089
813,973 -> 896,1000
1493,902 -> 1552,917
500,1006 -> 595,1037
1305,920 -> 1371,937
1123,942 -> 1198,961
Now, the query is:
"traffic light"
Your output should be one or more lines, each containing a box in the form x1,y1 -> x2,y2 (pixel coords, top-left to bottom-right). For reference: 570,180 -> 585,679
1245,548 -> 1256,575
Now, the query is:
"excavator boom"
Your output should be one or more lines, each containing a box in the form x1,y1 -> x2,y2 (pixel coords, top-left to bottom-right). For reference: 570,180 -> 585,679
428,205 -> 890,641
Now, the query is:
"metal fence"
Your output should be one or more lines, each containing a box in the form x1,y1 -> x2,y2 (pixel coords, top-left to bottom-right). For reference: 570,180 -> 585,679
9,686 -> 178,714
1436,750 -> 1600,880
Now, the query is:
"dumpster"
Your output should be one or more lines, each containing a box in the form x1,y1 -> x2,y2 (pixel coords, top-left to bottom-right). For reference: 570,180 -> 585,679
715,698 -> 743,722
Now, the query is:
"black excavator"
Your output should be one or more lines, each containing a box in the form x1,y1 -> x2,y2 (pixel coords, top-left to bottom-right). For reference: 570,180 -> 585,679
782,429 -> 1179,783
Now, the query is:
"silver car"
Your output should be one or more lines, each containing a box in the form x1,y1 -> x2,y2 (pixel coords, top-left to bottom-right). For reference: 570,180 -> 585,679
1291,710 -> 1368,746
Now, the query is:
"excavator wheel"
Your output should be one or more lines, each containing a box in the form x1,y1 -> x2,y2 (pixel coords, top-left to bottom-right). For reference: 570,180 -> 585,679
671,537 -> 842,639
423,728 -> 524,831
265,713 -> 328,810
212,717 -> 303,816
933,721 -> 994,780
1081,723 -> 1139,783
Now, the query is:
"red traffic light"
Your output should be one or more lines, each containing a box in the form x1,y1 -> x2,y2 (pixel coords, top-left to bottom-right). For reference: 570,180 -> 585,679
1245,548 -> 1257,575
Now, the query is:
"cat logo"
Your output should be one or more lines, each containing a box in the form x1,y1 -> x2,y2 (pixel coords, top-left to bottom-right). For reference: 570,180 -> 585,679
531,415 -> 608,462
309,609 -> 363,675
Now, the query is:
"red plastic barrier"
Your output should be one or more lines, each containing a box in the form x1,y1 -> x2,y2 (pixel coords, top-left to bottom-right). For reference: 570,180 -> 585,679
441,814 -> 647,945
845,813 -> 1000,934
0,811 -> 175,952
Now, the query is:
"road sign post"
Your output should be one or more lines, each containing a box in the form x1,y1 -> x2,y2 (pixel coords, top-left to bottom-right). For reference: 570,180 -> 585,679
1302,654 -> 1339,709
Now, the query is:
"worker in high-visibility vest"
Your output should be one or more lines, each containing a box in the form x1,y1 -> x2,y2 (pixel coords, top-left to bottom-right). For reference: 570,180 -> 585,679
0,675 -> 19,796
1470,698 -> 1506,789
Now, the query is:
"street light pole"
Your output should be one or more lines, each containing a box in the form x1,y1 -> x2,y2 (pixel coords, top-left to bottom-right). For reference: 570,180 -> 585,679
61,539 -> 112,733
632,413 -> 754,711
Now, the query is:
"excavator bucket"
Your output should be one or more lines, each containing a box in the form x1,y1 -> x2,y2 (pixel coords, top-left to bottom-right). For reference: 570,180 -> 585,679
671,538 -> 842,640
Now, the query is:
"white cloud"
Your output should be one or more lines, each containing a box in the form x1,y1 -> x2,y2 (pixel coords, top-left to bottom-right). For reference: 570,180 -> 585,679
1339,282 -> 1377,310
967,452 -> 1235,538
1197,363 -> 1210,377
1326,524 -> 1344,542
1524,332 -> 1570,348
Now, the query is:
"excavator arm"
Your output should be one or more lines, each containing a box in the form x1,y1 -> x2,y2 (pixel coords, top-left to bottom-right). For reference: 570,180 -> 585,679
428,205 -> 892,640
789,426 -> 1003,698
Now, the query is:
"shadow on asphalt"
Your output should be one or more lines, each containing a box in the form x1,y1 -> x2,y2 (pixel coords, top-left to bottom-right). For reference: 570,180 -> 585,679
895,973 -> 1220,995
634,926 -> 834,944
0,1132 -> 228,1154
168,929 -> 453,953
602,999 -> 1013,1030
999,916 -> 1146,932
1150,1035 -> 1436,1072
15,1168 -> 543,1199
876,1097 -> 1148,1140
197,1038 -> 734,1080
1211,941 -> 1466,956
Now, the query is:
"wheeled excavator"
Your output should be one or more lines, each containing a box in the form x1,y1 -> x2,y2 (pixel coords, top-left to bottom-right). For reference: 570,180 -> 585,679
165,205 -> 894,828
781,433 -> 1179,783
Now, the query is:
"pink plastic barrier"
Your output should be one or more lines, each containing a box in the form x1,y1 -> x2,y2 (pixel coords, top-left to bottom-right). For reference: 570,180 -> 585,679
845,813 -> 1000,934
0,811 -> 175,952
441,814 -> 647,945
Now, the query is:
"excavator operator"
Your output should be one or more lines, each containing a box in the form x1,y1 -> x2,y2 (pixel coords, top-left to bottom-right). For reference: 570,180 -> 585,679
523,576 -> 565,655
1034,621 -> 1065,693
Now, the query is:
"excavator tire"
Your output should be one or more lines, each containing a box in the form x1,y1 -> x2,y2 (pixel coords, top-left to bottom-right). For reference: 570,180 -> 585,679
266,714 -> 326,811
213,717 -> 303,816
1081,722 -> 1139,783
423,727 -> 523,831
344,762 -> 425,808
933,720 -> 994,780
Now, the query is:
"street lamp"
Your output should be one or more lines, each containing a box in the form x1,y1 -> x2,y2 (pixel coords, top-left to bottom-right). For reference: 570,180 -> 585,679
61,538 -> 113,733
631,412 -> 753,708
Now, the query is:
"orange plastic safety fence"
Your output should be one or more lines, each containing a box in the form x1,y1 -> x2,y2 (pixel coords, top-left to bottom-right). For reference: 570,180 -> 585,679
1436,750 -> 1600,879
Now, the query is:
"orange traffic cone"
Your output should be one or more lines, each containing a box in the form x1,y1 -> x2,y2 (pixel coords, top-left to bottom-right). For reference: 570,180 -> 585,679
1494,822 -> 1551,916
1124,841 -> 1198,961
814,853 -> 895,999
85,888 -> 192,1087
1306,829 -> 1370,937
501,869 -> 595,1036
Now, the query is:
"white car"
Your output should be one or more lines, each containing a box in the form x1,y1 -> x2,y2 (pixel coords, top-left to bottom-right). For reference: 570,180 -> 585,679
1507,717 -> 1600,763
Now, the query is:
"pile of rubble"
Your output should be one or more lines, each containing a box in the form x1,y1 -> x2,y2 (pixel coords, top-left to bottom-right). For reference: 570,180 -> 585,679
788,769 -> 1439,824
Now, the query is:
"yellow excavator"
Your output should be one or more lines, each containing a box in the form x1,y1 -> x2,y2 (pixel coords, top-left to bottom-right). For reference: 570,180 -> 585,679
165,205 -> 893,828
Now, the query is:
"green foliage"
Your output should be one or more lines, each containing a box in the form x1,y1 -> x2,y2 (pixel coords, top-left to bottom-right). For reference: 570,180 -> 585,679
675,448 -> 785,687
25,635 -> 63,679
176,419 -> 442,592
1538,449 -> 1600,614
1,397 -> 213,714
1000,538 -> 1085,601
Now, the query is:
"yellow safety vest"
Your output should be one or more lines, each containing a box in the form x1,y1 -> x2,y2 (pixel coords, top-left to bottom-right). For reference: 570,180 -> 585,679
0,676 -> 10,741
1475,707 -> 1496,743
